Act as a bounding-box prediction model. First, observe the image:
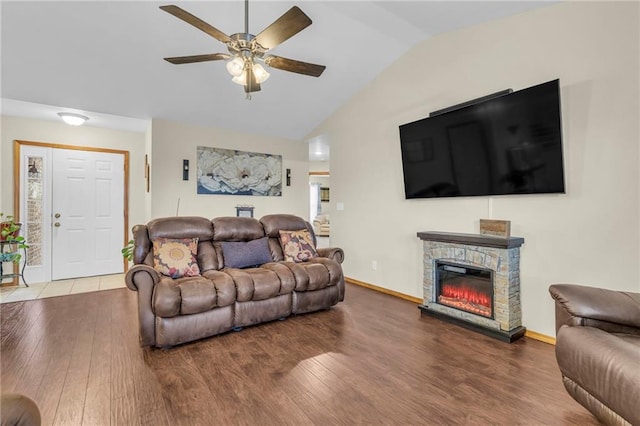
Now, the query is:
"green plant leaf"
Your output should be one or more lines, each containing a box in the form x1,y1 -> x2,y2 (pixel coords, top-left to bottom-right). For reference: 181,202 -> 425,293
121,239 -> 134,261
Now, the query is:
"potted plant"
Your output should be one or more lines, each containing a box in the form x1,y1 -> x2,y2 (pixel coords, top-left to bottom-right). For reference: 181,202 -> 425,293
0,213 -> 21,242
122,239 -> 134,262
0,252 -> 22,263
0,213 -> 29,264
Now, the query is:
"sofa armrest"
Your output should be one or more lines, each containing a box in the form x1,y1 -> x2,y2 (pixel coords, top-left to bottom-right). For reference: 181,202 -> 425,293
124,264 -> 160,291
124,264 -> 161,347
1,393 -> 41,426
555,326 -> 640,426
549,284 -> 640,332
317,247 -> 344,264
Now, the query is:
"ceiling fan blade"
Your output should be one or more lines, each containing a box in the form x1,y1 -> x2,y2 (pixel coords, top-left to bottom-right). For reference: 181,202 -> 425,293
164,53 -> 230,64
160,5 -> 231,44
254,6 -> 312,50
244,67 -> 261,93
265,55 -> 326,77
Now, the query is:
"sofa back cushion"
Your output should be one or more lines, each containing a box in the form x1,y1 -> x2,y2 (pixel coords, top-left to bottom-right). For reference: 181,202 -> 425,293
212,217 -> 268,268
260,214 -> 317,261
146,216 -> 218,271
212,217 -> 265,241
133,224 -> 153,266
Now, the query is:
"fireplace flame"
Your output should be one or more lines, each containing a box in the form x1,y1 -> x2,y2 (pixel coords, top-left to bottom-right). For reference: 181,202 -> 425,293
441,284 -> 491,307
438,283 -> 492,318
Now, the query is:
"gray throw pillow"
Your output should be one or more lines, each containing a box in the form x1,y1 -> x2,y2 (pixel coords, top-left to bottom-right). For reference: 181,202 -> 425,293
222,237 -> 273,269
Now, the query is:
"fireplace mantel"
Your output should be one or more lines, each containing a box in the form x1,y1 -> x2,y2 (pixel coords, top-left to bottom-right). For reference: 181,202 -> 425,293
417,231 -> 524,249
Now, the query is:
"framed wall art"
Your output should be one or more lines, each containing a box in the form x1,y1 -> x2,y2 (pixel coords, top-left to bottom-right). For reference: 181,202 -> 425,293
197,146 -> 282,196
320,187 -> 330,202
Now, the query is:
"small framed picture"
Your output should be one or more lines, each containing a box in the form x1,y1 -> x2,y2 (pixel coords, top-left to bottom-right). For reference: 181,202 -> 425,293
320,187 -> 330,202
236,206 -> 254,218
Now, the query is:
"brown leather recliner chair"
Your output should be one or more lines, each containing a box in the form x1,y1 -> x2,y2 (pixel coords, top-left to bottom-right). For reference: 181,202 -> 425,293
549,284 -> 640,426
1,393 -> 41,426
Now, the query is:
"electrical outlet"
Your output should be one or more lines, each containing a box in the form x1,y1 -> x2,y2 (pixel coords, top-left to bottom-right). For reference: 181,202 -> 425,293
371,260 -> 377,270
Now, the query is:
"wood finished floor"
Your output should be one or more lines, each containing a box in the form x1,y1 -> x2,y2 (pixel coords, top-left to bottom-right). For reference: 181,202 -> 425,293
1,283 -> 598,426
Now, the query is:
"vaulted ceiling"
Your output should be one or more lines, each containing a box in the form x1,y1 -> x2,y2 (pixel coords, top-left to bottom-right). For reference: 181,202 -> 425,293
1,1 -> 554,146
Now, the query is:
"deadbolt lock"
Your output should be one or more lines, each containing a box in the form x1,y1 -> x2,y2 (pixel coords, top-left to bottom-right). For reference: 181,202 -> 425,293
54,213 -> 61,218
54,222 -> 61,227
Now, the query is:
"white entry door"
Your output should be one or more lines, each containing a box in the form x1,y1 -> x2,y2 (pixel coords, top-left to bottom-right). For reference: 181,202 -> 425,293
51,149 -> 124,280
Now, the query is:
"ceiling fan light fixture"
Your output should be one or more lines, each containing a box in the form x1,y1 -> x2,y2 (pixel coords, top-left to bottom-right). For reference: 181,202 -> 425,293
252,63 -> 270,84
232,72 -> 247,86
160,3 -> 324,98
226,56 -> 245,77
57,112 -> 89,126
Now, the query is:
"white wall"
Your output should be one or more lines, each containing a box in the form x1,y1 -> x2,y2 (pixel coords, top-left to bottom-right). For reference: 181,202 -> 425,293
0,116 -> 148,235
149,119 -> 308,220
307,2 -> 639,336
309,161 -> 330,173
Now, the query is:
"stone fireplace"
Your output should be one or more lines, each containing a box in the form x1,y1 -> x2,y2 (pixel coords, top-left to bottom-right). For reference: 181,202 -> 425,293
417,231 -> 526,342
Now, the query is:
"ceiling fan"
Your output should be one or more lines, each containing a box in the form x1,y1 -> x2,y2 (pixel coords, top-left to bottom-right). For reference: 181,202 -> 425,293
160,1 -> 326,98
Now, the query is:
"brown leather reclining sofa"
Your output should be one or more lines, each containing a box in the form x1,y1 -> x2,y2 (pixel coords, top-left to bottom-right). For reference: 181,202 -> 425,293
549,284 -> 640,426
125,214 -> 345,348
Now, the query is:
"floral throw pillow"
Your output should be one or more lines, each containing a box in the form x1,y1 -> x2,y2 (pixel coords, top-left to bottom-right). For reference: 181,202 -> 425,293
279,229 -> 318,263
152,237 -> 200,278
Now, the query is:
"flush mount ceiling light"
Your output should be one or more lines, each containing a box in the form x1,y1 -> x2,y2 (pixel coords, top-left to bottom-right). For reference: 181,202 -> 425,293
57,112 -> 89,126
160,0 -> 326,99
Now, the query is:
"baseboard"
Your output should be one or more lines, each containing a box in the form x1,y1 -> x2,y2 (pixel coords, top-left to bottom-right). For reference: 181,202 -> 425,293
345,276 -> 556,345
524,329 -> 556,345
345,277 -> 423,304
344,277 -> 422,305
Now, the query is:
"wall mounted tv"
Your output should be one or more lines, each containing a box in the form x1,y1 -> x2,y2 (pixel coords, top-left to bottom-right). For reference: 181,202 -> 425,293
399,79 -> 565,199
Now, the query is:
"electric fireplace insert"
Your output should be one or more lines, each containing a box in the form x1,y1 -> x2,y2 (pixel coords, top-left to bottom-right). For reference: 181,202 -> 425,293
435,261 -> 493,319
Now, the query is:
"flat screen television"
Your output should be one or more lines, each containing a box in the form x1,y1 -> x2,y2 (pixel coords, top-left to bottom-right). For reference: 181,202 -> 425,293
399,79 -> 565,199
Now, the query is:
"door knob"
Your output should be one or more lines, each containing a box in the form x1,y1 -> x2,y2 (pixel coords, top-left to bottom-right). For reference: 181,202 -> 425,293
54,222 -> 61,227
54,213 -> 61,218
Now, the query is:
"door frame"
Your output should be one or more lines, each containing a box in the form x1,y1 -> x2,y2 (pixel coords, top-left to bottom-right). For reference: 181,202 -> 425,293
13,140 -> 130,276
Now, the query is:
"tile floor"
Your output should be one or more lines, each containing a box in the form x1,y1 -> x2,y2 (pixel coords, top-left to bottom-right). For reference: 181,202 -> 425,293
0,274 -> 126,304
